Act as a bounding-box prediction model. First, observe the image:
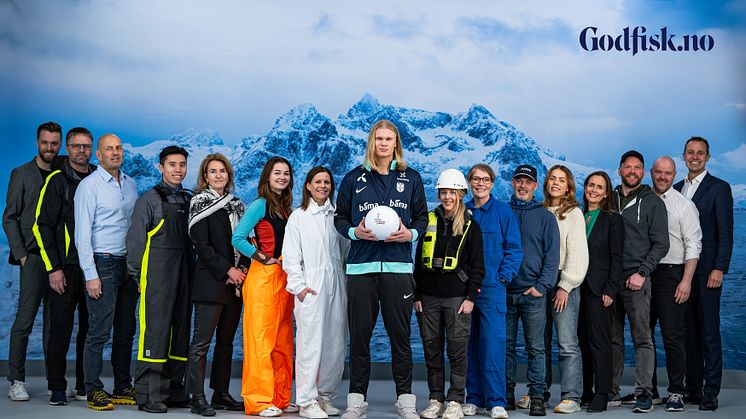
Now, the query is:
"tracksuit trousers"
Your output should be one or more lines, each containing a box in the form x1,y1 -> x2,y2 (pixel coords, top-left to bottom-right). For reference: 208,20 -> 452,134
347,272 -> 414,398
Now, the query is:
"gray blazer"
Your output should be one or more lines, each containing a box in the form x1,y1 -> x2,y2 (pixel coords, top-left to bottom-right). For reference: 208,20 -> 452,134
2,158 -> 46,264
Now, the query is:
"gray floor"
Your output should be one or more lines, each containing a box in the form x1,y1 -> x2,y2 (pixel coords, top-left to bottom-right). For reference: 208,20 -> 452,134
2,376 -> 745,418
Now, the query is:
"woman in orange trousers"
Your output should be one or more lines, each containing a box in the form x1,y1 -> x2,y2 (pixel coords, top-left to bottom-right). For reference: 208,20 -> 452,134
231,156 -> 295,417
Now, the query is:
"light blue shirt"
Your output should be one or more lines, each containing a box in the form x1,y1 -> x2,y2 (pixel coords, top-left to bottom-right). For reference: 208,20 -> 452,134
74,165 -> 138,281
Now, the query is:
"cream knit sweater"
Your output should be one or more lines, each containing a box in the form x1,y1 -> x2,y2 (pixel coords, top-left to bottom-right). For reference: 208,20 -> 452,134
548,206 -> 589,292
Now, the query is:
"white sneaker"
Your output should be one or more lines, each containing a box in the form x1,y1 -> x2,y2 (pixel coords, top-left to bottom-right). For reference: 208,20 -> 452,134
8,380 -> 29,401
553,399 -> 581,414
490,406 -> 509,419
342,393 -> 368,419
461,403 -> 485,416
318,398 -> 341,416
395,394 -> 419,419
259,405 -> 283,417
442,401 -> 464,419
301,401 -> 330,419
284,402 -> 300,413
420,399 -> 444,418
515,395 -> 530,409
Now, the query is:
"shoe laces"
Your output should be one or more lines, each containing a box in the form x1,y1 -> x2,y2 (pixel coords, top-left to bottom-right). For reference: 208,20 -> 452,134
445,402 -> 461,412
91,390 -> 110,402
424,400 -> 441,412
669,394 -> 683,403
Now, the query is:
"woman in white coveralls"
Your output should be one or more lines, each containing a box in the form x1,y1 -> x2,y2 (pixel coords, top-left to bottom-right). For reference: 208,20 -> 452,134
282,166 -> 349,419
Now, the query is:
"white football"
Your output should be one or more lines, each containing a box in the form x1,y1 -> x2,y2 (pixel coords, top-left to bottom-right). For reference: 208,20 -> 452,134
364,205 -> 400,240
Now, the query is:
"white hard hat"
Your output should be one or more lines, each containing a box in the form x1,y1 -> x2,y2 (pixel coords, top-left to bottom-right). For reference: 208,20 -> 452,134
436,169 -> 468,190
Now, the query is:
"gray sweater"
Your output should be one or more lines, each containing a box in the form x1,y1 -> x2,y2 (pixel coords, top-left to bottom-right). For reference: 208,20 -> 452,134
612,184 -> 670,277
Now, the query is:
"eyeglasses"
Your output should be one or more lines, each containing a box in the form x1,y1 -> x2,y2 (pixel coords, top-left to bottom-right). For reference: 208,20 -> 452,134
470,176 -> 492,185
68,144 -> 92,150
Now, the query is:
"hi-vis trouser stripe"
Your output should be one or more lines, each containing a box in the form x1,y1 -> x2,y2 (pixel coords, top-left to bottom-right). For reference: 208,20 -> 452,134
137,219 -> 188,363
32,170 -> 70,271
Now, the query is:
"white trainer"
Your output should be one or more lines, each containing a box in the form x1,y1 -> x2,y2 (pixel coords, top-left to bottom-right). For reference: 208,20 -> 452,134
301,401 -> 330,419
259,405 -> 283,417
342,393 -> 368,419
318,398 -> 341,416
442,401 -> 464,419
8,380 -> 29,401
461,403 -> 485,416
554,399 -> 581,414
395,394 -> 419,419
490,406 -> 509,419
420,399 -> 444,418
515,395 -> 530,409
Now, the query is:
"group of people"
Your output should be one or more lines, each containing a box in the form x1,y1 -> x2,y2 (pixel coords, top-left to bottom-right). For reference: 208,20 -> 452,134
2,119 -> 733,419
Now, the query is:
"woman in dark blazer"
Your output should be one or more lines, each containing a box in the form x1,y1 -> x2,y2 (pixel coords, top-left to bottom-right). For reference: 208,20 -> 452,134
577,171 -> 624,413
186,153 -> 248,416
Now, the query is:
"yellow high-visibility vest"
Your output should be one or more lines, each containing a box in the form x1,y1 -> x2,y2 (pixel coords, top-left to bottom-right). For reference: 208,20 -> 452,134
421,211 -> 471,271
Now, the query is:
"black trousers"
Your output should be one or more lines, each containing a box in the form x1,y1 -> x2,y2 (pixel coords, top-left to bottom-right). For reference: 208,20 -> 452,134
45,264 -> 88,392
186,300 -> 242,396
7,253 -> 49,383
578,285 -> 612,397
347,273 -> 414,398
417,295 -> 471,403
685,272 -> 722,398
650,264 -> 686,396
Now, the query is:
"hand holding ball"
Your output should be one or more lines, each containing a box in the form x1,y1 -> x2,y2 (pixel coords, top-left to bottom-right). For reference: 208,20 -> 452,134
364,205 -> 400,240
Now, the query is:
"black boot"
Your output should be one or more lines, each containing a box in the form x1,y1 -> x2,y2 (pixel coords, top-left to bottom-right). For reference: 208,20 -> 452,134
138,401 -> 168,414
211,391 -> 244,411
587,393 -> 608,413
529,397 -> 547,416
191,394 -> 216,417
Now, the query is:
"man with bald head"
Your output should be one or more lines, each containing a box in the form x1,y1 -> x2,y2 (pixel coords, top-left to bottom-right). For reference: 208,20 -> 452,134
74,134 -> 139,411
648,156 -> 702,412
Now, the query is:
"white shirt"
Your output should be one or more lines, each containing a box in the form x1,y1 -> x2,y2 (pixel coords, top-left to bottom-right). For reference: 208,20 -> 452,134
658,187 -> 702,264
74,165 -> 138,281
681,169 -> 707,200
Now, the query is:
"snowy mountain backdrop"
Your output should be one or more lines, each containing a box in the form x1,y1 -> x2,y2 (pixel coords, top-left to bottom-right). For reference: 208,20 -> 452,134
121,94 -> 600,204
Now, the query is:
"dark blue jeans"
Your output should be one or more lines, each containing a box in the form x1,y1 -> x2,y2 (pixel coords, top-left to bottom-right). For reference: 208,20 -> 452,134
83,254 -> 138,394
506,293 -> 547,400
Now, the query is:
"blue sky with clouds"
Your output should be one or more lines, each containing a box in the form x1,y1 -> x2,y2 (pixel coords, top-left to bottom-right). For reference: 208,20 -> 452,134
1,0 -> 744,190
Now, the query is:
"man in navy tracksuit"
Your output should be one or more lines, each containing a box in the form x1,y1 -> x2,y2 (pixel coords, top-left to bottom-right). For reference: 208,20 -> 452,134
335,120 -> 428,419
505,164 -> 560,417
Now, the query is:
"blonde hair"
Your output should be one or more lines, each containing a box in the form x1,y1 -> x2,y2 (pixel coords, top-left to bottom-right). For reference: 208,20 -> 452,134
195,153 -> 235,194
363,119 -> 407,172
440,189 -> 467,236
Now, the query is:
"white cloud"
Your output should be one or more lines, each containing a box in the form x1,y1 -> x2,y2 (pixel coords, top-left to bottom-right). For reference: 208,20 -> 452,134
721,143 -> 746,170
0,0 -> 744,182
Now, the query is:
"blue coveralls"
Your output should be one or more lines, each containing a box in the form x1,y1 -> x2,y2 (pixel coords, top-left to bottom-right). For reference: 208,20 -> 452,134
465,195 -> 523,409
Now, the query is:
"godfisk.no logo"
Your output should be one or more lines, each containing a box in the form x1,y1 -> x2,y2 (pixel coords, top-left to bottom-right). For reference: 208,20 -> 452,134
579,26 -> 714,56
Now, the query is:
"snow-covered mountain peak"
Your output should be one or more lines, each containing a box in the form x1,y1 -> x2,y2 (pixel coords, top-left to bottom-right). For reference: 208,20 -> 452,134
271,103 -> 328,133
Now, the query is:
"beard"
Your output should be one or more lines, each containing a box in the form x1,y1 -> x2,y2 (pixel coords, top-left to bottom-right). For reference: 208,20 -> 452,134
622,176 -> 641,189
38,149 -> 57,164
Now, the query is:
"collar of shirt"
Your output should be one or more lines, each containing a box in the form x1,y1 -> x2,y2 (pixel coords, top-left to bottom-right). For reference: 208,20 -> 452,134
686,169 -> 707,185
95,164 -> 128,184
468,194 -> 494,211
309,198 -> 333,215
